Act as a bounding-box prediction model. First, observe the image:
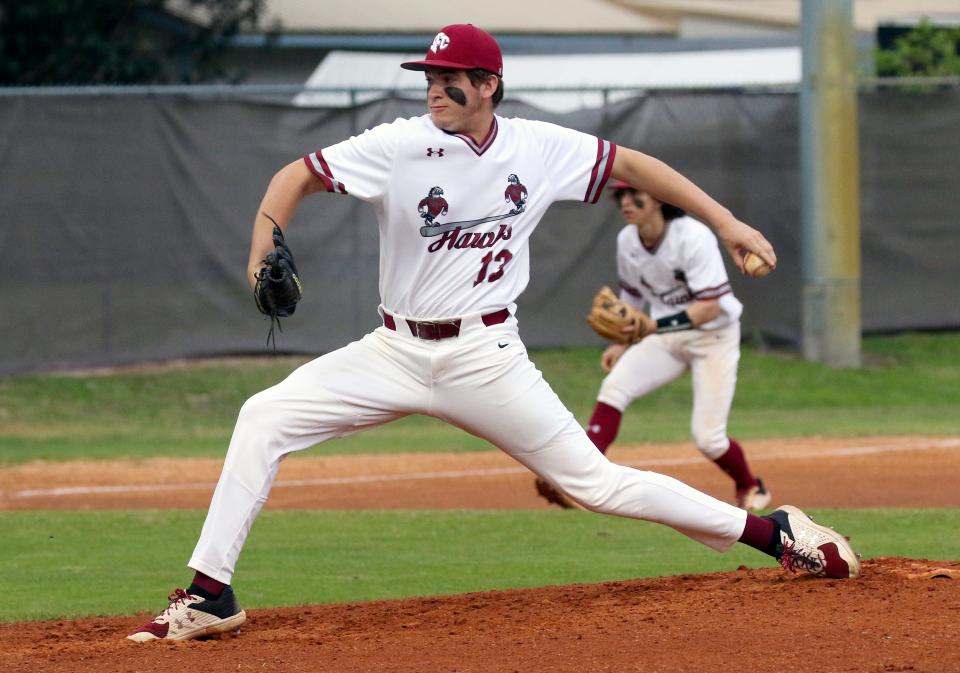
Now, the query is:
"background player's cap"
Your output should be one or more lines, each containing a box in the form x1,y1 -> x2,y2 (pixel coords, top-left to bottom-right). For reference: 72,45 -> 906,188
608,180 -> 634,190
401,24 -> 503,77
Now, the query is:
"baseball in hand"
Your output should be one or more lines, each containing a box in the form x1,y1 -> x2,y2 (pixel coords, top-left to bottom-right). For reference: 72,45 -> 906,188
742,251 -> 772,278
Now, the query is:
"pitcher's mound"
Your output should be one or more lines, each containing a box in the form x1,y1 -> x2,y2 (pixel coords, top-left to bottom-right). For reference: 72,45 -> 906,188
2,557 -> 959,673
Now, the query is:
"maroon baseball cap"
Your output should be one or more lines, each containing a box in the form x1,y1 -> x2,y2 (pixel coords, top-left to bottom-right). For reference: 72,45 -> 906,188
608,180 -> 634,190
401,24 -> 503,77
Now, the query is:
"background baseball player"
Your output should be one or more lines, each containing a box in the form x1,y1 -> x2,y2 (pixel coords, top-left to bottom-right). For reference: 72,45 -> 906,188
536,181 -> 770,511
128,23 -> 858,643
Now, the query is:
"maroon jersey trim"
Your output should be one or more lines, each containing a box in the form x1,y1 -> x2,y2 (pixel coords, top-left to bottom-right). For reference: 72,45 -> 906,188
585,140 -> 617,203
692,282 -> 732,300
303,151 -> 347,194
444,117 -> 499,156
640,219 -> 671,254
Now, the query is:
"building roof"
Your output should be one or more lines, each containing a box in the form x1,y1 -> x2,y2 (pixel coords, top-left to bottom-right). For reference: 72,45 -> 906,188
261,0 -> 672,34
293,46 -> 801,112
256,0 -> 960,34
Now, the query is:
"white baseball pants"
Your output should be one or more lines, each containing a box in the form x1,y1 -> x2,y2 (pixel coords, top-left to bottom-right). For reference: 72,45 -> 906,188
189,311 -> 747,583
598,323 -> 741,458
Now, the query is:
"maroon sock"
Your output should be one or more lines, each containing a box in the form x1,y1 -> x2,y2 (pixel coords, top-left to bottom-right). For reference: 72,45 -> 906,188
712,438 -> 758,491
189,571 -> 227,599
738,513 -> 779,557
586,402 -> 622,454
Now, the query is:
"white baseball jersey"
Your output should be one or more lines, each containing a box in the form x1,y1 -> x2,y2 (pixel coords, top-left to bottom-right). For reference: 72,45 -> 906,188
614,216 -> 743,331
304,114 -> 616,319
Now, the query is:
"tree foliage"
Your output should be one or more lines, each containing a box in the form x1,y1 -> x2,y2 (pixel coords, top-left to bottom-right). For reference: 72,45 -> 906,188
0,0 -> 272,85
875,17 -> 960,77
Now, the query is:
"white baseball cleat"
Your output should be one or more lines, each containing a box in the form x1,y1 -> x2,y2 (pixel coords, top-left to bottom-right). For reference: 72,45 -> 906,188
737,478 -> 772,511
127,587 -> 246,642
768,505 -> 861,579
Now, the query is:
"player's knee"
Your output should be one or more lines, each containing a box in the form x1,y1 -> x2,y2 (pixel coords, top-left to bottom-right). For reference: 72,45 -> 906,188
235,389 -> 287,434
597,382 -> 631,412
692,426 -> 727,459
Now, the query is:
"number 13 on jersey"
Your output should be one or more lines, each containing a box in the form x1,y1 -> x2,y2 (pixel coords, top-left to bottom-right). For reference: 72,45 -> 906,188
474,249 -> 513,286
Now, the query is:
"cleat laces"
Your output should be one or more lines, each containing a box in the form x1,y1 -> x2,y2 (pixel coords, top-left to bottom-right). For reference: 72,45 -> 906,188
156,588 -> 195,621
778,540 -> 824,575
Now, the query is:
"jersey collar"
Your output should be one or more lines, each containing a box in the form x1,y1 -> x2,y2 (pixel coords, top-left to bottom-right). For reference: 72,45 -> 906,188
442,117 -> 499,156
638,219 -> 670,254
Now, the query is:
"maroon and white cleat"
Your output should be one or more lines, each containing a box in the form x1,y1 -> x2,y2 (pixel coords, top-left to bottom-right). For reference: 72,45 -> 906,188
127,587 -> 246,642
768,505 -> 861,579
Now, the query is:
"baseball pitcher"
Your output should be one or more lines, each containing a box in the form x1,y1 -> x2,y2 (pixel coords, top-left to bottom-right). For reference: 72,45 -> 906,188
128,24 -> 858,643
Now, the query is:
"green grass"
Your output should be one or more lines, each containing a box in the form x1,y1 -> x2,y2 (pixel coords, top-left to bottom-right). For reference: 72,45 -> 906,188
0,332 -> 958,464
1,508 -> 957,623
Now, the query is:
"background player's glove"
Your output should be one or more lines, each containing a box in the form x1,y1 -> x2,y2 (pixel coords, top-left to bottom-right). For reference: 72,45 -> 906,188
254,225 -> 303,349
586,286 -> 656,344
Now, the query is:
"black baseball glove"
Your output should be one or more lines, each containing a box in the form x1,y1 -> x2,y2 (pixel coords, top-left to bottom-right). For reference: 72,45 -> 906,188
254,223 -> 303,350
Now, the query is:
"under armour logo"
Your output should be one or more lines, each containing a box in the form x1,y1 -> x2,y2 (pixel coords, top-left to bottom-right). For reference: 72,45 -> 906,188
431,32 -> 450,53
426,147 -> 444,157
174,611 -> 197,629
588,424 -> 602,434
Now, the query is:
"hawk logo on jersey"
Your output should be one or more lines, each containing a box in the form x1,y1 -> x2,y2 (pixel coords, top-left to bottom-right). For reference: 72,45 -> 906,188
504,174 -> 527,213
430,32 -> 450,53
418,186 -> 449,225
419,175 -> 529,238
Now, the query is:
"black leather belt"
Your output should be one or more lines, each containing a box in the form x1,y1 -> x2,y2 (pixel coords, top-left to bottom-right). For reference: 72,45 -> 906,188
382,308 -> 510,340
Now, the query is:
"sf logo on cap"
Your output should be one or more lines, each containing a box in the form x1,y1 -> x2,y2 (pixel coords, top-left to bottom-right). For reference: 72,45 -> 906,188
430,32 -> 450,53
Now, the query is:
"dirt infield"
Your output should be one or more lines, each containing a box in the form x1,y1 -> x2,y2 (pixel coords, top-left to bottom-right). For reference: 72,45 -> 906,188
2,435 -> 960,672
2,435 -> 959,511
